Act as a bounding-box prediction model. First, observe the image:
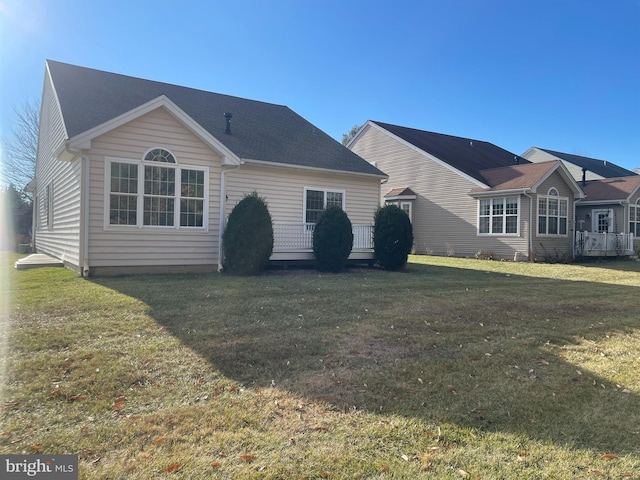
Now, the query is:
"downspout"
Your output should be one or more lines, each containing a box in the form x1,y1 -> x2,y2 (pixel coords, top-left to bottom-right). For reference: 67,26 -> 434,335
81,155 -> 91,277
523,192 -> 534,261
218,164 -> 241,272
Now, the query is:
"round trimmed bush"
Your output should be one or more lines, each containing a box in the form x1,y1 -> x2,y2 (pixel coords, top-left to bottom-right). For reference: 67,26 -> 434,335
222,191 -> 273,275
374,204 -> 414,270
313,206 -> 353,272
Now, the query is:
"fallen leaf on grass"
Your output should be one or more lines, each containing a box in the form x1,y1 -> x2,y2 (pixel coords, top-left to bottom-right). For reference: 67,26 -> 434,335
153,437 -> 167,443
381,465 -> 389,473
601,454 -> 618,460
29,445 -> 42,452
457,469 -> 471,477
319,471 -> 330,478
590,470 -> 603,476
239,454 -> 254,462
68,395 -> 87,402
164,463 -> 180,473
210,462 -> 222,469
126,465 -> 136,473
313,426 -> 329,431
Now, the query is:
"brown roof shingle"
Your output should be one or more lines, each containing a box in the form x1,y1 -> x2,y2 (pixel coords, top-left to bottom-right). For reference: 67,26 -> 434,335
470,161 -> 559,193
581,176 -> 640,202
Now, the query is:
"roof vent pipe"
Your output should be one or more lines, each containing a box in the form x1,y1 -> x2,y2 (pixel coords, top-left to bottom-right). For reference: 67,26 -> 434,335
224,112 -> 232,134
582,168 -> 587,188
514,156 -> 519,165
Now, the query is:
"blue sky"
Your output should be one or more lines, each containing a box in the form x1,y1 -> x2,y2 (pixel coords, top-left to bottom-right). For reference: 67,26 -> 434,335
1,0 -> 639,171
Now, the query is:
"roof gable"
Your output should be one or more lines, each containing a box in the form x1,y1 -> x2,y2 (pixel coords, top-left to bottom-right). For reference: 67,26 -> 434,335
46,60 -> 385,177
537,148 -> 636,178
371,121 -> 529,184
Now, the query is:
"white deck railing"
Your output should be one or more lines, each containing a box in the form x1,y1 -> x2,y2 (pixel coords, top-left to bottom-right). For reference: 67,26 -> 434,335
273,223 -> 374,251
575,231 -> 634,256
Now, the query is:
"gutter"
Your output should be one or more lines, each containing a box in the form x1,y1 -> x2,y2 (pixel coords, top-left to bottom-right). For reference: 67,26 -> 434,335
218,164 -> 241,272
81,154 -> 90,277
523,192 -> 534,261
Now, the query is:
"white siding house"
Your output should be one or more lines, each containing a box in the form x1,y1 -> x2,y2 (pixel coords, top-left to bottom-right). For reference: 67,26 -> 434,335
32,61 -> 386,275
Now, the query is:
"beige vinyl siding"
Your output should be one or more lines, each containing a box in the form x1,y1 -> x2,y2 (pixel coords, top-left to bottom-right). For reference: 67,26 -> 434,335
225,163 -> 380,224
351,124 -> 529,260
533,171 -> 575,260
34,69 -> 82,268
87,107 -> 222,269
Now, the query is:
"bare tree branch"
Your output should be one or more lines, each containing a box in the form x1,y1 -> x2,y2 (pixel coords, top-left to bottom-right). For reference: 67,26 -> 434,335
1,99 -> 40,190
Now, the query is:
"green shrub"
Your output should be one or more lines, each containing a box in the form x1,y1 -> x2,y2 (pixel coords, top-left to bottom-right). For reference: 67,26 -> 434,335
313,206 -> 353,272
222,192 -> 273,275
374,204 -> 414,270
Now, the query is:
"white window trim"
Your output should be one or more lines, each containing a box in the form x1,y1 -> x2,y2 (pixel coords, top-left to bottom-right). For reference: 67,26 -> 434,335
385,200 -> 412,222
104,155 -> 209,231
302,187 -> 346,224
630,201 -> 640,236
477,196 -> 520,236
537,190 -> 569,237
592,208 -> 612,233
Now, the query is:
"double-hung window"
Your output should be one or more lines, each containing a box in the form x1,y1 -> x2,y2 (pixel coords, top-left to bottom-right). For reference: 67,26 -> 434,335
107,148 -> 207,229
537,188 -> 568,236
478,196 -> 519,235
304,188 -> 344,224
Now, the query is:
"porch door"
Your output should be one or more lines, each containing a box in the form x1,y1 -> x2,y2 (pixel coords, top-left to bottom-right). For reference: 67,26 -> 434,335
592,209 -> 612,233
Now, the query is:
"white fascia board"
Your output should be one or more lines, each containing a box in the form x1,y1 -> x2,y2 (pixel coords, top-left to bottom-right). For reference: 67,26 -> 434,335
67,95 -> 241,166
468,188 -> 529,198
520,146 -> 540,159
241,157 -> 388,180
384,194 -> 417,201
45,62 -> 69,140
344,122 -> 368,149
578,199 -> 627,206
367,121 -> 489,188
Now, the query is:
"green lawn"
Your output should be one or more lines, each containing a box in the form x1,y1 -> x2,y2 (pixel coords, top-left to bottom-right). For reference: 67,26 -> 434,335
1,253 -> 639,479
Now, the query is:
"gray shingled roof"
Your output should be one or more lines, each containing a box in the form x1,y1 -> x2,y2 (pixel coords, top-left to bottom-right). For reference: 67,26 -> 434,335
47,60 -> 385,177
538,148 -> 636,178
371,121 -> 529,184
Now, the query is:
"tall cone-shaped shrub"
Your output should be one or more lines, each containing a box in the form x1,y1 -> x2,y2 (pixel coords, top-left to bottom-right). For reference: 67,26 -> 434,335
313,206 -> 353,272
374,204 -> 413,270
222,192 -> 273,275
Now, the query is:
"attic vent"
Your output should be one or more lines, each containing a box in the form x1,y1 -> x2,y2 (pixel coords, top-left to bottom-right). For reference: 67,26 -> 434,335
469,141 -> 473,146
224,112 -> 232,134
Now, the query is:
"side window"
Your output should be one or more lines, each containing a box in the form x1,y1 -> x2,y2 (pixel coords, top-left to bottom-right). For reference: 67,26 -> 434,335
304,188 -> 344,224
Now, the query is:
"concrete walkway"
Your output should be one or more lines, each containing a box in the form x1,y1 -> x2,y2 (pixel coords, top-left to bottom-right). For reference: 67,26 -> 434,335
15,253 -> 64,270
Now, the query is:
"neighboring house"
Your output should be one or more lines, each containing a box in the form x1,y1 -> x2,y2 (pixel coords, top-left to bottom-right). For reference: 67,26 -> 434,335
522,147 -> 637,182
348,121 -> 584,261
32,60 -> 386,275
574,176 -> 640,256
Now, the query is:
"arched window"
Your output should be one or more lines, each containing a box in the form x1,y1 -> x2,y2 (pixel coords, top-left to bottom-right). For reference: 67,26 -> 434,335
144,148 -> 176,163
107,148 -> 207,228
538,187 -> 568,236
